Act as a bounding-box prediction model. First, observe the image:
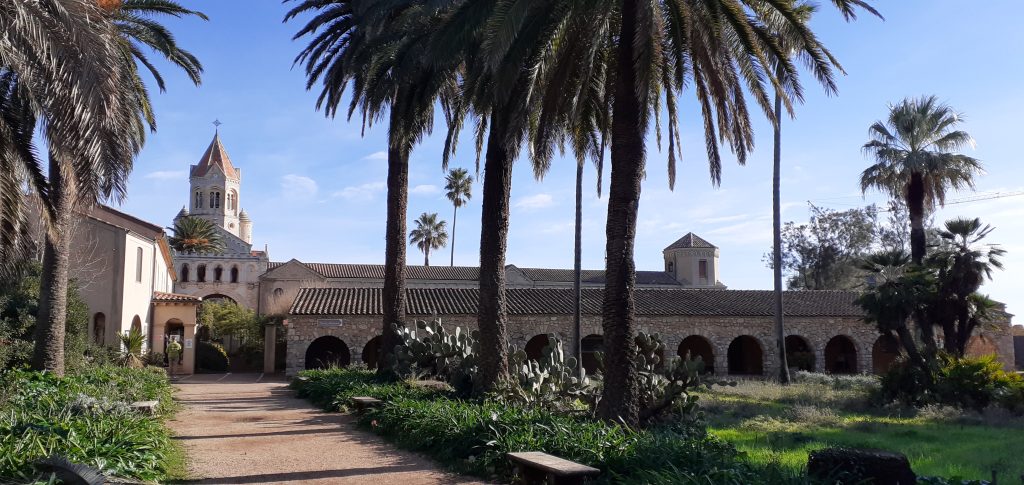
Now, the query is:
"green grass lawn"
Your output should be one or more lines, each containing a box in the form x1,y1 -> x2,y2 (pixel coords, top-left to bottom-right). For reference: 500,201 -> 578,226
698,377 -> 1024,482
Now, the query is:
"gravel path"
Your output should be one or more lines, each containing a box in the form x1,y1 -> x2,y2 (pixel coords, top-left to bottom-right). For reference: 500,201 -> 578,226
170,373 -> 488,484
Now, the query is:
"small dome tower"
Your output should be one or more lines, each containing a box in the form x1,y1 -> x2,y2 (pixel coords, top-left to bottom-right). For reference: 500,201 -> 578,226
663,233 -> 725,288
239,209 -> 252,244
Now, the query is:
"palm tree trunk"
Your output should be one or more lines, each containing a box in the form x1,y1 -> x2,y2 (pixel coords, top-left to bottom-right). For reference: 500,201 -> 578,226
474,109 -> 514,395
573,159 -> 584,380
424,246 -> 430,266
32,160 -> 74,376
597,0 -> 643,426
450,206 -> 457,266
772,88 -> 790,385
907,173 -> 927,266
379,112 -> 410,376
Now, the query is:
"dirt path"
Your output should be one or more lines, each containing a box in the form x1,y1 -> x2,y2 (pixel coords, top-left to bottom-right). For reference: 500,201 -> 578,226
170,373 -> 488,484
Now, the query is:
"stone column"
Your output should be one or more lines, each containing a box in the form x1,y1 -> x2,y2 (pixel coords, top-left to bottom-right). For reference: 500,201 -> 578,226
264,323 -> 277,373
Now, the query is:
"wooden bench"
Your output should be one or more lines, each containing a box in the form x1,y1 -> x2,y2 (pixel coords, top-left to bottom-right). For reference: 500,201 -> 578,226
349,396 -> 383,413
508,452 -> 600,485
129,401 -> 159,415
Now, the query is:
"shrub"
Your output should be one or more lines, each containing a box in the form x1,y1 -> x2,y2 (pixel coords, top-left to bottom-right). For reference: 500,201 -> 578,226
0,366 -> 176,482
880,355 -> 1024,413
196,341 -> 229,372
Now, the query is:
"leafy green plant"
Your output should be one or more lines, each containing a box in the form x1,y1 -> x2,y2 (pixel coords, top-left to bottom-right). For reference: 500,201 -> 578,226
388,318 -> 480,393
196,341 -> 229,372
0,366 -> 177,482
118,328 -> 145,368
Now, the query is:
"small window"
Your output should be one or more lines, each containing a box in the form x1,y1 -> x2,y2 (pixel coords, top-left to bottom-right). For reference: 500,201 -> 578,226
195,191 -> 203,209
667,261 -> 674,273
214,266 -> 223,282
197,264 -> 207,282
181,264 -> 190,282
273,288 -> 284,298
698,259 -> 708,283
135,248 -> 143,283
230,266 -> 239,283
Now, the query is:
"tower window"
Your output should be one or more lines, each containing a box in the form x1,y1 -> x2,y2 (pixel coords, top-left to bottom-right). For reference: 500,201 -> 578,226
195,191 -> 203,209
181,264 -> 190,282
214,265 -> 223,282
666,261 -> 674,273
698,259 -> 708,284
135,247 -> 144,283
210,191 -> 221,209
197,264 -> 207,282
230,266 -> 239,283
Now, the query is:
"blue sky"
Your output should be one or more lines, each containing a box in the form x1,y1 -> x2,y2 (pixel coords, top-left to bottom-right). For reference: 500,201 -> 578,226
120,1 -> 1024,317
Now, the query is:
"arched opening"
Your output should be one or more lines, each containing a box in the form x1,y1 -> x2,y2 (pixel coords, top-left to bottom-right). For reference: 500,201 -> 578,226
362,336 -> 383,369
181,264 -> 190,282
872,334 -> 900,375
214,266 -> 223,282
825,335 -> 858,374
678,335 -> 714,374
165,319 -> 185,365
197,264 -> 207,282
230,266 -> 239,283
202,294 -> 236,305
581,334 -> 603,374
524,334 -> 551,361
92,313 -> 106,345
305,336 -> 351,370
966,335 -> 999,358
130,315 -> 142,334
727,335 -> 763,376
785,335 -> 815,372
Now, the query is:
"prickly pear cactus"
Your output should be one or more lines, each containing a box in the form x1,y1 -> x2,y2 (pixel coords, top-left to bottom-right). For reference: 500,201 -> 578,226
386,317 -> 479,393
504,334 -> 597,408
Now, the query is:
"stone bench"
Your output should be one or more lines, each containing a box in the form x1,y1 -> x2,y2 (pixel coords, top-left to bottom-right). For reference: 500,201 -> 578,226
507,451 -> 600,485
129,401 -> 159,415
350,396 -> 383,413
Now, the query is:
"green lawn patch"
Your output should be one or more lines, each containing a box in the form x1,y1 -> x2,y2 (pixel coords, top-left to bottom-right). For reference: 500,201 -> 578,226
699,378 -> 1024,482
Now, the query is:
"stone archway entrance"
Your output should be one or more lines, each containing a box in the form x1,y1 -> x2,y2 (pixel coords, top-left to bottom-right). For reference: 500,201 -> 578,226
785,335 -> 814,372
362,336 -> 383,369
678,335 -> 714,374
872,334 -> 900,374
305,336 -> 351,370
727,336 -> 763,376
525,334 -> 551,361
825,335 -> 858,374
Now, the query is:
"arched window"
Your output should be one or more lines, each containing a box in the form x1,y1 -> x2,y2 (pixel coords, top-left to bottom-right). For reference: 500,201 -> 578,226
181,264 -> 190,282
229,190 -> 239,214
195,191 -> 203,209
135,247 -> 144,283
214,265 -> 223,282
197,264 -> 207,282
210,191 -> 221,209
93,313 -> 106,345
230,266 -> 239,283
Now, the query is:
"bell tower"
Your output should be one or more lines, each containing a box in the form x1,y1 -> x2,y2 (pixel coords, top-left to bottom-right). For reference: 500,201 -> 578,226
188,130 -> 249,241
663,233 -> 724,288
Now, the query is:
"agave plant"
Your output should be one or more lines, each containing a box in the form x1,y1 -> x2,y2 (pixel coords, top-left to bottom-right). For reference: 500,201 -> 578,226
118,327 -> 145,369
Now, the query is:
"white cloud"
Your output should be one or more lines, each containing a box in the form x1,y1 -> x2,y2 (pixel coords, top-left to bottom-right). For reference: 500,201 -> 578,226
281,174 -> 319,199
410,184 -> 440,195
362,151 -> 388,161
514,193 -> 554,210
332,182 -> 385,201
144,170 -> 186,181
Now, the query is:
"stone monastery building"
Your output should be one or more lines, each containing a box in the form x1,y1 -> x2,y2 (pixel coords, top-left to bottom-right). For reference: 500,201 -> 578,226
166,133 -> 1015,377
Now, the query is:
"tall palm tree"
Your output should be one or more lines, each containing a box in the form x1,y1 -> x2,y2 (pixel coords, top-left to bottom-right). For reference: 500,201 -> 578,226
769,1 -> 844,385
169,216 -> 225,254
287,0 -> 458,373
861,96 -> 983,266
927,217 -> 1004,356
444,168 -> 472,266
29,0 -> 205,375
409,212 -> 448,266
856,250 -> 931,370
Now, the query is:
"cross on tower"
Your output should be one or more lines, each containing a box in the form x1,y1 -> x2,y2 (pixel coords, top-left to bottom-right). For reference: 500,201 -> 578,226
212,119 -> 222,132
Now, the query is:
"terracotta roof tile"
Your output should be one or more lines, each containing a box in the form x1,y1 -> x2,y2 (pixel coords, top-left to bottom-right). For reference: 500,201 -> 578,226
290,287 -> 862,317
516,267 -> 679,285
664,233 -> 717,250
191,133 -> 238,179
152,291 -> 201,303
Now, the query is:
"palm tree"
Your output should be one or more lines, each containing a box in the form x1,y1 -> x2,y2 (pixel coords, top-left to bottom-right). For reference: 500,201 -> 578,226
856,250 -> 932,370
1,0 -> 153,375
28,0 -> 204,375
287,0 -> 457,373
861,96 -> 983,266
444,168 -> 472,266
169,216 -> 225,254
409,213 -> 448,266
769,1 -> 843,385
927,217 -> 1004,356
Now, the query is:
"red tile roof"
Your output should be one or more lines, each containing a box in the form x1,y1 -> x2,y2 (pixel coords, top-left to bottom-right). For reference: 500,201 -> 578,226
290,287 -> 862,317
664,233 -> 717,250
191,133 -> 238,179
152,291 -> 202,303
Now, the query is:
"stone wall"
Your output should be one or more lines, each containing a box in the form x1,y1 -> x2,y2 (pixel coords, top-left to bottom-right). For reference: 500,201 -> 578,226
285,312 -> 922,377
